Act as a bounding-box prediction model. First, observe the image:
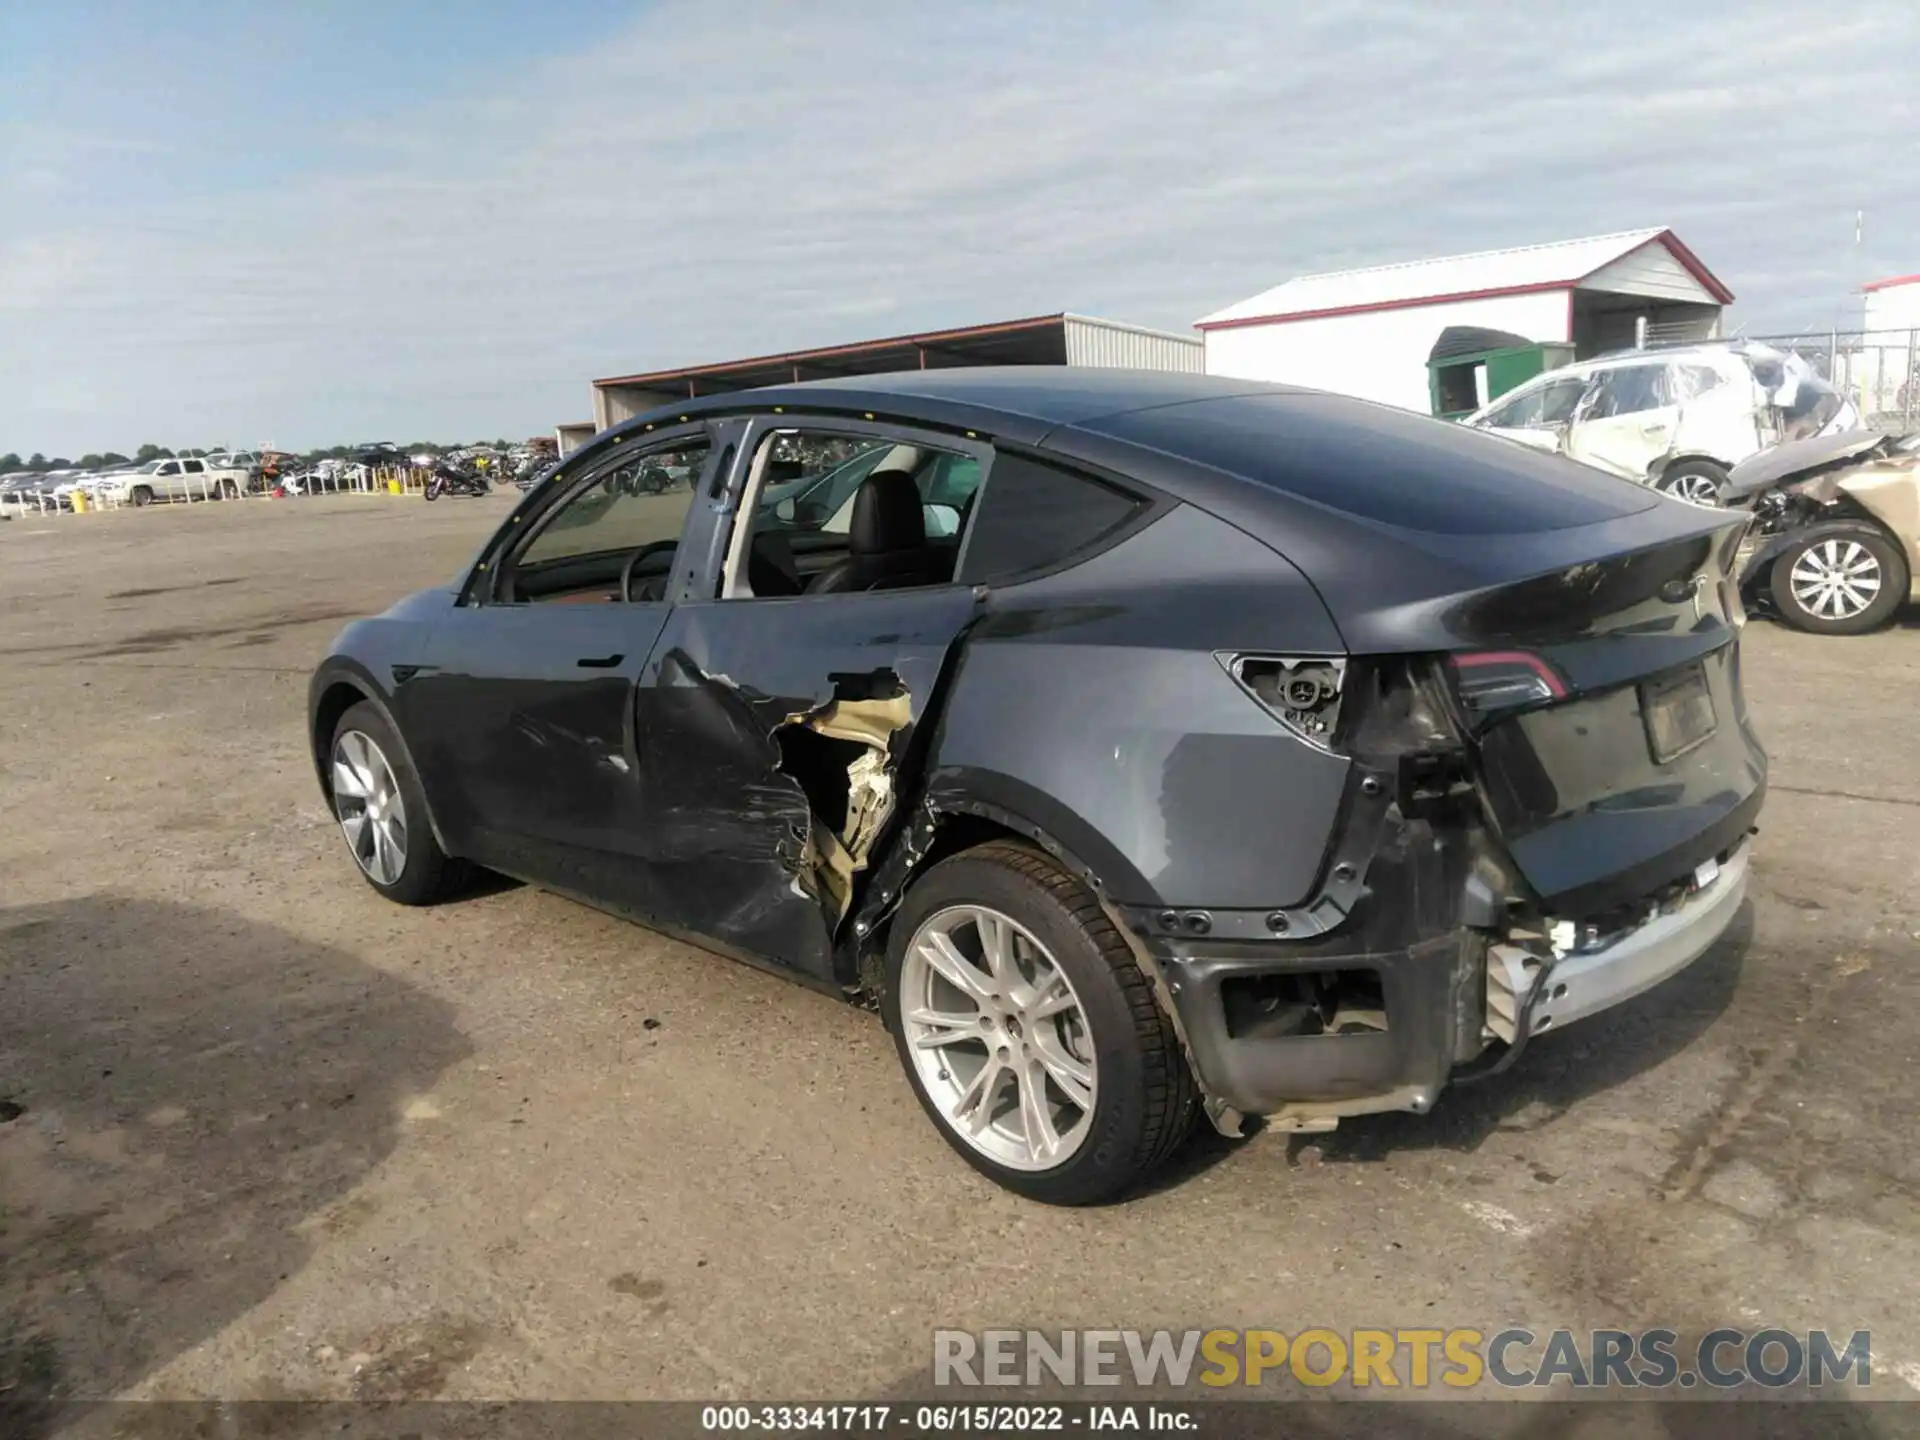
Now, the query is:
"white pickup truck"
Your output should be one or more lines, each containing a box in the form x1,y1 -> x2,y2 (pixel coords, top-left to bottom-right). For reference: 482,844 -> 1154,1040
96,455 -> 253,506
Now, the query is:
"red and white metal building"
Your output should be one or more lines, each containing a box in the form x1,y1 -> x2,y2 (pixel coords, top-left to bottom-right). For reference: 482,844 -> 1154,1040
1862,272 -> 1920,333
1197,228 -> 1734,412
589,313 -> 1203,433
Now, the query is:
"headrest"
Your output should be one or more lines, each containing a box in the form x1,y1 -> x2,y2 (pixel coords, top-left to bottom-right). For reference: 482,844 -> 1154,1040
849,467 -> 926,553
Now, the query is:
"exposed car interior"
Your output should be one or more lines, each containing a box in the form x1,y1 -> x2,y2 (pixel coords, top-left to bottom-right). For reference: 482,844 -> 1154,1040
492,429 -> 986,606
729,433 -> 982,598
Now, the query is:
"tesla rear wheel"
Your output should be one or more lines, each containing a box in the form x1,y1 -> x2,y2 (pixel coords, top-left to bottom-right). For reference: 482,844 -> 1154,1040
1656,459 -> 1729,507
884,840 -> 1198,1204
1768,527 -> 1908,635
329,700 -> 470,904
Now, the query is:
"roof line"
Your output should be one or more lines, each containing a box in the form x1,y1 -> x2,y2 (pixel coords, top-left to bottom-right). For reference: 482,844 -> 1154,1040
1576,229 -> 1734,305
1195,280 -> 1575,331
593,313 -> 1067,388
1862,272 -> 1920,293
1239,228 -> 1664,290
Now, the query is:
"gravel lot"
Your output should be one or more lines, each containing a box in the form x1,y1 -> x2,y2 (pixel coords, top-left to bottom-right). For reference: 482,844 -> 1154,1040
2,496 -> 1918,1414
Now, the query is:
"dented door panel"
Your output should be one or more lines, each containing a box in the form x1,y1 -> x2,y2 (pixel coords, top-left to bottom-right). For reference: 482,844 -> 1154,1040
633,588 -> 981,981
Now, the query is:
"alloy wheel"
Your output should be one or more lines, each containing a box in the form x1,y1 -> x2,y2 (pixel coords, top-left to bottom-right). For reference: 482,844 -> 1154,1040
1789,539 -> 1882,620
331,729 -> 409,885
898,904 -> 1098,1171
1664,472 -> 1722,506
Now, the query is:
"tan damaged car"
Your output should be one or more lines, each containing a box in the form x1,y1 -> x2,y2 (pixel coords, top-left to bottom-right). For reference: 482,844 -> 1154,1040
1732,430 -> 1920,634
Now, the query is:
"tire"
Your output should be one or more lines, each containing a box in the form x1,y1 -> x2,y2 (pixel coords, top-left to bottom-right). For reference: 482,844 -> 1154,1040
1767,524 -> 1909,635
883,840 -> 1198,1204
1655,459 -> 1730,507
219,479 -> 239,499
130,485 -> 154,508
423,478 -> 442,501
327,700 -> 471,905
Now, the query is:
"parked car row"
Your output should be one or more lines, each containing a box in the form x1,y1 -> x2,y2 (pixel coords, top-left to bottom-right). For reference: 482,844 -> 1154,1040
0,443 -> 552,512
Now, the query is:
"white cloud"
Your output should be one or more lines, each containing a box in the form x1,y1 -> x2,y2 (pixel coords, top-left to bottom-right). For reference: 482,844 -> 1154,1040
3,0 -> 1917,453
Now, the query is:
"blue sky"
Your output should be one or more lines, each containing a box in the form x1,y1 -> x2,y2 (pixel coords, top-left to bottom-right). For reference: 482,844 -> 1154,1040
4,0 -> 1917,455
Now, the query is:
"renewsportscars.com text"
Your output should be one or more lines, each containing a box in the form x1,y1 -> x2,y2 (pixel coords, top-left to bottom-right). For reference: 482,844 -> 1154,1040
933,1328 -> 1877,1390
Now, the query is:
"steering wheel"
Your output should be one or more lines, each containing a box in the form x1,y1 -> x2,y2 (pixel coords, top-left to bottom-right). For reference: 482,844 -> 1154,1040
620,541 -> 680,603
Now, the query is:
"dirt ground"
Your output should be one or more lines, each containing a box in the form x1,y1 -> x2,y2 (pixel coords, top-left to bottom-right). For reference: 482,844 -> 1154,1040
2,495 -> 1918,1416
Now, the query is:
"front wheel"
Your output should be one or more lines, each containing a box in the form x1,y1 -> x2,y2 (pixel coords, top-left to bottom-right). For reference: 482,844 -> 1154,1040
423,477 -> 443,501
1767,524 -> 1909,635
130,485 -> 154,507
328,701 -> 471,904
1655,459 -> 1730,507
884,840 -> 1198,1204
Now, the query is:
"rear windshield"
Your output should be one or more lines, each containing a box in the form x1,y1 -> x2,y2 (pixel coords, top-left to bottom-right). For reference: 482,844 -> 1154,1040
1082,392 -> 1658,535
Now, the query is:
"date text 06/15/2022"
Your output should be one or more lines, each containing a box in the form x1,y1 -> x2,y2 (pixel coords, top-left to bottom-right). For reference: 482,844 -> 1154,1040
701,1405 -> 1195,1432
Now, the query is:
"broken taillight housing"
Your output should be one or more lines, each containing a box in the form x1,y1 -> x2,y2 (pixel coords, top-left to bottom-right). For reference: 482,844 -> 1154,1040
1447,650 -> 1567,722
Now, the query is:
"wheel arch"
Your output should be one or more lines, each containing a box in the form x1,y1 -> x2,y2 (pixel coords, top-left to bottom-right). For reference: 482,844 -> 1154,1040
308,662 -> 456,854
847,774 -> 1161,977
1649,452 -> 1734,482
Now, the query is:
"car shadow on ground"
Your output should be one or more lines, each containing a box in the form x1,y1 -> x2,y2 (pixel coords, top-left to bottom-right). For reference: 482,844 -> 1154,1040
0,895 -> 471,1432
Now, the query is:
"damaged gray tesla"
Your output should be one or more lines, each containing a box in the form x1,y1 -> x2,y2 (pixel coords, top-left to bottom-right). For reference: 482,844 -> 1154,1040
308,369 -> 1765,1204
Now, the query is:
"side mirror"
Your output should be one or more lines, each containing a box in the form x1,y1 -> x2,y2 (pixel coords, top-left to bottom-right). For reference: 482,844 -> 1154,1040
923,502 -> 961,538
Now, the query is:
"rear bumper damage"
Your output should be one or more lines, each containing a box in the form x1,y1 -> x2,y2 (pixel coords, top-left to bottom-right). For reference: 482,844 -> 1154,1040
1491,839 -> 1749,1038
1142,834 -> 1752,1132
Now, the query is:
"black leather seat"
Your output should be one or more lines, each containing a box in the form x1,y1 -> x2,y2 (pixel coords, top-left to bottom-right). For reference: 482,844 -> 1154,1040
806,468 -> 947,594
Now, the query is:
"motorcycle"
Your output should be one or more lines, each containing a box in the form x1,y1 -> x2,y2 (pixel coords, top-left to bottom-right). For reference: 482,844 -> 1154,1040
417,456 -> 494,501
1731,429 -> 1920,635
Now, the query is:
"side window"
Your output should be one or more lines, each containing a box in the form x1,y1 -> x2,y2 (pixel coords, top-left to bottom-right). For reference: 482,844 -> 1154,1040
958,453 -> 1146,585
1536,378 -> 1586,425
503,438 -> 709,603
1480,386 -> 1545,429
183,459 -> 206,475
1581,365 -> 1668,420
157,461 -> 178,477
1667,364 -> 1722,404
727,426 -> 981,597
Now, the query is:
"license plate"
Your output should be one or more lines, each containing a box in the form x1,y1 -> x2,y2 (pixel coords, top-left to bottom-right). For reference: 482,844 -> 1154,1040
1641,663 -> 1717,764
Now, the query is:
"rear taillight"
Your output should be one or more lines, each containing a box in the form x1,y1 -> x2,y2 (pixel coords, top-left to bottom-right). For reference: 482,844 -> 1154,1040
1447,650 -> 1567,722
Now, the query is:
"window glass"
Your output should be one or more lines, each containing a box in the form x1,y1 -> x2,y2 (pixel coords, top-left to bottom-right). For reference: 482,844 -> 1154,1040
1536,378 -> 1586,425
1581,364 -> 1669,419
1480,385 -> 1545,429
1086,393 -> 1655,536
1668,364 -> 1723,403
519,440 -> 708,569
958,453 -> 1144,584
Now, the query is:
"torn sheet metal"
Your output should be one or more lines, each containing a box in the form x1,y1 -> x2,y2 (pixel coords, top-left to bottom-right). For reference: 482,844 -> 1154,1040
632,584 -> 981,986
780,689 -> 912,924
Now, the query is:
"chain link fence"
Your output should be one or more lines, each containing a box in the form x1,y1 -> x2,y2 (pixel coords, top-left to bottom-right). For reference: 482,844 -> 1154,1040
1748,328 -> 1920,433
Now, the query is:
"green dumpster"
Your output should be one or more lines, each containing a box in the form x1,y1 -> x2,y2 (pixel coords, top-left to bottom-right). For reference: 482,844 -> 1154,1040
1427,327 -> 1575,420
